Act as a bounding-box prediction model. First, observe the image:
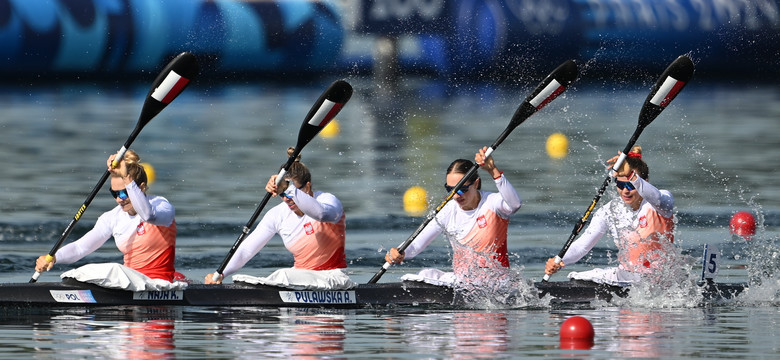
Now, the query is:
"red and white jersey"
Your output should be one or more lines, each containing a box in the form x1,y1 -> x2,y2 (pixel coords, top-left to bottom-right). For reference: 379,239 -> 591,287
403,175 -> 522,275
561,176 -> 675,272
223,189 -> 346,276
54,181 -> 178,281
117,219 -> 177,281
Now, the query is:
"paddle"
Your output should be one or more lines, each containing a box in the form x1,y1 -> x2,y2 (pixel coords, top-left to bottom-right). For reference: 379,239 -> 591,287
210,80 -> 353,282
30,52 -> 199,283
367,60 -> 579,284
542,54 -> 694,281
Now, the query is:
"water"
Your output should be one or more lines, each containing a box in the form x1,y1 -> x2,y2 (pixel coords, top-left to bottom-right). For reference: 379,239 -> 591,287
0,306 -> 778,358
1,76 -> 779,358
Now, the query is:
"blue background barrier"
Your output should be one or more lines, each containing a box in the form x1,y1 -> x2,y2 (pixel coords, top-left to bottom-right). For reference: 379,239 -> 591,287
351,0 -> 780,79
0,0 -> 344,78
0,0 -> 777,79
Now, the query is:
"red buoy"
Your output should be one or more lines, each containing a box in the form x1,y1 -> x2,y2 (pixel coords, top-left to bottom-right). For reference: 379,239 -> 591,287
729,211 -> 756,238
559,316 -> 594,349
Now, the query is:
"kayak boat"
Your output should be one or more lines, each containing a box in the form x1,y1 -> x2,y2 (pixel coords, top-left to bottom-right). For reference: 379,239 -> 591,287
0,278 -> 746,308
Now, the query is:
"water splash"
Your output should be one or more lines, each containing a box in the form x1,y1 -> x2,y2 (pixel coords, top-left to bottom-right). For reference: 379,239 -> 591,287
451,267 -> 548,310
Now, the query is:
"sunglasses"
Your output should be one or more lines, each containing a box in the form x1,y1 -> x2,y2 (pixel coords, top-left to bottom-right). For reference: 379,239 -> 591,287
444,182 -> 473,195
280,192 -> 292,199
110,188 -> 129,200
615,180 -> 635,191
279,182 -> 305,199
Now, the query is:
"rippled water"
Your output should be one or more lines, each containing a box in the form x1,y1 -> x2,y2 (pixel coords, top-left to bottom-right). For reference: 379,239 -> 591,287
1,305 -> 779,359
0,77 -> 778,358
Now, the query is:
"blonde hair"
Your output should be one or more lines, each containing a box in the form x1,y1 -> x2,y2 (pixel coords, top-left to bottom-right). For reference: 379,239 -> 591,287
113,149 -> 148,185
282,147 -> 311,187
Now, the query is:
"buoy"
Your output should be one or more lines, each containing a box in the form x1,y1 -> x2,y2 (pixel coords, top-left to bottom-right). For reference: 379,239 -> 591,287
141,162 -> 156,185
403,186 -> 427,216
546,132 -> 569,159
729,211 -> 756,238
320,119 -> 340,138
559,316 -> 594,349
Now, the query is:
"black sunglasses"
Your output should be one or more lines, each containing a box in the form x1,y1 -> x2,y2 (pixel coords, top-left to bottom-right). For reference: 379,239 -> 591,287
444,182 -> 473,195
109,188 -> 129,200
615,180 -> 635,191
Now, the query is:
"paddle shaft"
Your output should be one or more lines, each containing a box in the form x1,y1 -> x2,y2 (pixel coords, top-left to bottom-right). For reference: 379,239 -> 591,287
212,157 -> 297,281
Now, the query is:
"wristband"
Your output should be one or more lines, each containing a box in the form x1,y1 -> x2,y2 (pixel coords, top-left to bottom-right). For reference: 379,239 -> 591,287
493,171 -> 503,180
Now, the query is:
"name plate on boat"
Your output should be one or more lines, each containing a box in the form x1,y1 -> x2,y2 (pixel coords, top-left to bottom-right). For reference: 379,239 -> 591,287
133,290 -> 184,301
50,290 -> 97,303
279,290 -> 356,304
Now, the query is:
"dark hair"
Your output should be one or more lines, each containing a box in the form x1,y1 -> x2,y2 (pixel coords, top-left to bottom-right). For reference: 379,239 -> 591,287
626,145 -> 649,180
282,147 -> 311,187
446,159 -> 481,189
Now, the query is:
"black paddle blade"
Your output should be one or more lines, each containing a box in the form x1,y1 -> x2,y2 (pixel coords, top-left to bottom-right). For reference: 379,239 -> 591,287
511,60 -> 579,128
295,79 -> 353,152
638,55 -> 694,127
139,52 -> 200,128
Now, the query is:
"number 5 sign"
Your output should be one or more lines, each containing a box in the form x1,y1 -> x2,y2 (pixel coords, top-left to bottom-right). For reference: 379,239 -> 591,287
701,243 -> 720,281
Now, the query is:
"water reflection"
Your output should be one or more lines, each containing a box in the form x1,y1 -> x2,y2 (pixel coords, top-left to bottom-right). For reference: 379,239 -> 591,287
25,307 -> 180,359
278,308 -> 346,359
610,310 -> 666,358
398,311 -> 509,359
195,307 -> 347,359
123,320 -> 176,359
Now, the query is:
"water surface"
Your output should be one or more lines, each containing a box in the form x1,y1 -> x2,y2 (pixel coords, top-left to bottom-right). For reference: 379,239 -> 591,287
0,78 -> 778,358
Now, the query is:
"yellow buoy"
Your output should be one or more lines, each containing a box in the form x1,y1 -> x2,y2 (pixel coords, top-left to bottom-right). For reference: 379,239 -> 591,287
546,132 -> 569,159
403,186 -> 428,216
320,119 -> 340,138
141,162 -> 156,185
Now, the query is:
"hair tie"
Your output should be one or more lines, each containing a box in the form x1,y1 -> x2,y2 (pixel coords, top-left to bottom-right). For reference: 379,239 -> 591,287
627,152 -> 642,159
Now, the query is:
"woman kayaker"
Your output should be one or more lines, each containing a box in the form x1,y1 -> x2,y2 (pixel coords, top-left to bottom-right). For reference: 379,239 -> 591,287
544,146 -> 676,285
204,147 -> 347,285
34,150 -> 179,281
383,146 -> 522,285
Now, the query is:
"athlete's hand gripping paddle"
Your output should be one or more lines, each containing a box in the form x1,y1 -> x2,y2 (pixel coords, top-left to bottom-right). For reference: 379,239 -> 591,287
368,60 -> 579,284
31,52 -> 199,282
210,80 -> 353,283
543,55 -> 694,281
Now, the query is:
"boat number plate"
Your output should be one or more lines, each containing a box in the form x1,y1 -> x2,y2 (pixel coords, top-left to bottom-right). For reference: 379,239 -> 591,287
279,290 -> 357,304
50,290 -> 97,303
132,290 -> 184,301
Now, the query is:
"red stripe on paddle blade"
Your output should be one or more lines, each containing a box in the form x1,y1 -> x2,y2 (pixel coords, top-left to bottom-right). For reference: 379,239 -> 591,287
649,77 -> 686,108
530,80 -> 566,110
151,71 -> 191,104
307,100 -> 345,127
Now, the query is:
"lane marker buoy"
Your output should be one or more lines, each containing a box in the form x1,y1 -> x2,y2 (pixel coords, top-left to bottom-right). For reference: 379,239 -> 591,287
321,119 -> 340,138
729,211 -> 756,239
403,186 -> 427,216
546,132 -> 569,159
559,316 -> 594,350
141,163 -> 156,185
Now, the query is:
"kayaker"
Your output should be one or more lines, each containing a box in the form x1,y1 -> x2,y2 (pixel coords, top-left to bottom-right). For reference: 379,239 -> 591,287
544,146 -> 676,285
34,150 -> 180,281
383,146 -> 522,285
204,147 -> 347,285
